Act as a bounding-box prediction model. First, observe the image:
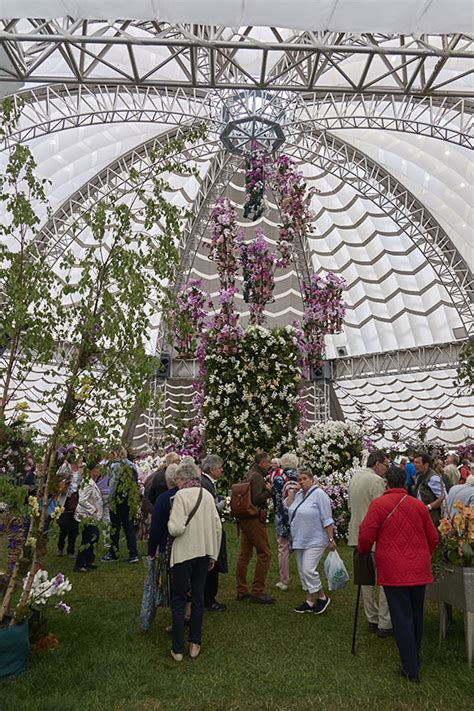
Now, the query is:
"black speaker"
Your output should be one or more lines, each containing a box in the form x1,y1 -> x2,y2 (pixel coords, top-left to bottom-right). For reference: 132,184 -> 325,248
336,346 -> 347,357
310,362 -> 332,383
155,353 -> 171,380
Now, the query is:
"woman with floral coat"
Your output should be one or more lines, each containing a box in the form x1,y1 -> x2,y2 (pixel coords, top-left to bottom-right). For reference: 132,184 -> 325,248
271,452 -> 298,591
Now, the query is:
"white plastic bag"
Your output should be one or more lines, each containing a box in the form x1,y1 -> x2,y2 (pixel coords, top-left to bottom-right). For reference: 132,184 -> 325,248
324,550 -> 350,591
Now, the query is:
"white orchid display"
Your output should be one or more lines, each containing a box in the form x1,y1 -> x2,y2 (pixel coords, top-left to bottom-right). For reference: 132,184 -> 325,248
22,570 -> 72,610
203,326 -> 301,485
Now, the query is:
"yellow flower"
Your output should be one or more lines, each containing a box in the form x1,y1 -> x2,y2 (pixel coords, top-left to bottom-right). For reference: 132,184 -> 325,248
26,536 -> 37,549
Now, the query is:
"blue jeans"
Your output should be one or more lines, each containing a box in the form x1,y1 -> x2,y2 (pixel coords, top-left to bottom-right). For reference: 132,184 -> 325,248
171,556 -> 208,654
109,502 -> 137,559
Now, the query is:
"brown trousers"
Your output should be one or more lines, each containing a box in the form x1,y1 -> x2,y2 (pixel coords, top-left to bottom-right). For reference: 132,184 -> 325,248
236,517 -> 272,596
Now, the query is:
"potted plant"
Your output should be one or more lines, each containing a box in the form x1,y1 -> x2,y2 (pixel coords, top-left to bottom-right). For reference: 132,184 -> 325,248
0,567 -> 72,679
429,502 -> 474,664
435,502 -> 474,609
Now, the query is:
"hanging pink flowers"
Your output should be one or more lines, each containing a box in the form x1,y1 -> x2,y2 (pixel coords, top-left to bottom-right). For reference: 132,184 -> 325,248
169,279 -> 210,358
300,272 -> 347,367
271,154 -> 320,268
239,228 -> 276,325
209,197 -> 241,290
207,293 -> 243,356
243,149 -> 269,221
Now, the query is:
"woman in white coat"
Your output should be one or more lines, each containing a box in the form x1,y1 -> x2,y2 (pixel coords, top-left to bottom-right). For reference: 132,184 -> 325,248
168,461 -> 222,661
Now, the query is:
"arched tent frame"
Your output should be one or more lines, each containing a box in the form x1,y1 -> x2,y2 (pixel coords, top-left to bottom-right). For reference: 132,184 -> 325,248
1,12 -> 473,447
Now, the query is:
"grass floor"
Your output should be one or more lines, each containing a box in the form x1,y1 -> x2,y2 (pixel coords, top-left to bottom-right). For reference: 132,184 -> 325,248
1,524 -> 472,711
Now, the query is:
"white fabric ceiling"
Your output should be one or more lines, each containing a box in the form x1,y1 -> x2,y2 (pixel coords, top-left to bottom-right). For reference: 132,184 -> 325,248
5,1 -> 474,33
0,9 -> 472,445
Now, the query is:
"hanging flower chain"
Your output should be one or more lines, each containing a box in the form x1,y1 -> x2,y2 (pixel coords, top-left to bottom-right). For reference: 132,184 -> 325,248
300,272 -> 347,368
239,228 -> 276,325
168,279 -> 211,357
271,154 -> 320,269
243,149 -> 269,222
209,197 -> 241,290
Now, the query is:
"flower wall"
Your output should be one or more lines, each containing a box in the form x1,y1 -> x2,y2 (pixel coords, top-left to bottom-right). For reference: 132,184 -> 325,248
203,326 -> 301,487
298,421 -> 368,539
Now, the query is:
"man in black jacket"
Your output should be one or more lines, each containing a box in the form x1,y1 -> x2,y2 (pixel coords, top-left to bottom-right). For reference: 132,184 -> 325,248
142,452 -> 180,516
201,454 -> 227,612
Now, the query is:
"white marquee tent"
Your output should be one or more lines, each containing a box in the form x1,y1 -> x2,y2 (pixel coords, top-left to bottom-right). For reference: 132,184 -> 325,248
1,1 -> 473,447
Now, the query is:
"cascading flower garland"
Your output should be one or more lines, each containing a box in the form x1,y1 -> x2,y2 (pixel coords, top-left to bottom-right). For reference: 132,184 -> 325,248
164,154 -> 347,477
300,272 -> 347,368
243,149 -> 269,221
271,154 -> 320,268
239,228 -> 276,325
167,279 -> 210,357
208,197 -> 241,290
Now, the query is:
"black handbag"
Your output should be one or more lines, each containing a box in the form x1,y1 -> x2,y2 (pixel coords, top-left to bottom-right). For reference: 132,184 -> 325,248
353,550 -> 375,586
217,529 -> 228,574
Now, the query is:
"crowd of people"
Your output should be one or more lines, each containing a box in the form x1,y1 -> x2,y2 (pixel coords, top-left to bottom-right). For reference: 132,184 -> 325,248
11,443 -> 474,675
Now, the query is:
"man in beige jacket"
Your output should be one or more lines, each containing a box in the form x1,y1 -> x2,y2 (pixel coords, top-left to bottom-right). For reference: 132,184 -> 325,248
348,449 -> 392,637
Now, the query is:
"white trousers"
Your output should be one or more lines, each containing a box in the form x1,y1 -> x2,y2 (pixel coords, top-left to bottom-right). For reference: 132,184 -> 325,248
294,546 -> 326,594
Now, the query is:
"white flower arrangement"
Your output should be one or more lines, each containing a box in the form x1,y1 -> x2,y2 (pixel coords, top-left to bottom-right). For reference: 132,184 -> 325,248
22,570 -> 72,610
203,326 -> 301,484
298,421 -> 369,478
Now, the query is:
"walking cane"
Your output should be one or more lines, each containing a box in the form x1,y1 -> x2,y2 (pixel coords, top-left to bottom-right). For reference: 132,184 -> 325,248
351,584 -> 361,655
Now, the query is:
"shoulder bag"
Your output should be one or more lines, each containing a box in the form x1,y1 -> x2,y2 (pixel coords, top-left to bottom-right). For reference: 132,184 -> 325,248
353,494 -> 408,586
289,486 -> 318,524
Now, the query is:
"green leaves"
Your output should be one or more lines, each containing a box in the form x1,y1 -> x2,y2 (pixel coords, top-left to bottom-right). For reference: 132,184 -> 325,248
0,99 -> 63,423
455,339 -> 474,396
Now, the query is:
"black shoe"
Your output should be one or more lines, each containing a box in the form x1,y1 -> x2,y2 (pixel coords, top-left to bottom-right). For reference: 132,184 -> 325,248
294,602 -> 314,614
313,596 -> 331,615
205,602 -> 226,612
127,556 -> 140,564
400,669 -> 420,683
236,593 -> 251,601
73,566 -> 88,573
368,622 -> 378,633
249,595 -> 275,605
377,628 -> 394,638
101,553 -> 118,562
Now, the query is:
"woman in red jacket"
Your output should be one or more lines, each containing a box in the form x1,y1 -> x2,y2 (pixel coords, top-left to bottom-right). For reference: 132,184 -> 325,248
358,466 -> 438,683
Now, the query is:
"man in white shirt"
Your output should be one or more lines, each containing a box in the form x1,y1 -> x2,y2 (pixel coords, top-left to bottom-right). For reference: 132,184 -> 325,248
446,474 -> 474,516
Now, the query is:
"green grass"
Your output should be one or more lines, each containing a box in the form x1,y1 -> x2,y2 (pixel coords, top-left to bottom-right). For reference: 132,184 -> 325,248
1,525 -> 472,711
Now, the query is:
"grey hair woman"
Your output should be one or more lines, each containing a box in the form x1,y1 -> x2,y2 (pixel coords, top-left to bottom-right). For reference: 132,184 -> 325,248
272,452 -> 298,592
168,458 -> 222,661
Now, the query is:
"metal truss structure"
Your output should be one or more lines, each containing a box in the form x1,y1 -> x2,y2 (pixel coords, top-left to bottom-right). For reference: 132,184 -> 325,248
1,22 -> 473,97
31,127 -> 216,262
284,129 -> 474,335
28,122 -> 473,336
1,21 -> 472,444
3,84 -> 473,150
331,341 -> 465,381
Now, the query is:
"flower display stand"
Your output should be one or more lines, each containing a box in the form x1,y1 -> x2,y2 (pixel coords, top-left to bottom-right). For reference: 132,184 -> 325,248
427,565 -> 474,665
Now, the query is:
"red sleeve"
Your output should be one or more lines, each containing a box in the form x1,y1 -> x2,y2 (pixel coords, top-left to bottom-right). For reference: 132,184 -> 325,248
357,501 -> 382,553
422,506 -> 439,553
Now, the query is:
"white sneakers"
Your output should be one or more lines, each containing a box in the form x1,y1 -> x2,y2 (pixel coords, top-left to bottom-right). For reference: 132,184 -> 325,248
275,582 -> 288,591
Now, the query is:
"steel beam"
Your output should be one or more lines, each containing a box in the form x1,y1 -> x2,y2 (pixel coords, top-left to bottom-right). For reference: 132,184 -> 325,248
3,85 -> 473,150
0,22 -> 473,97
331,341 -> 464,380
